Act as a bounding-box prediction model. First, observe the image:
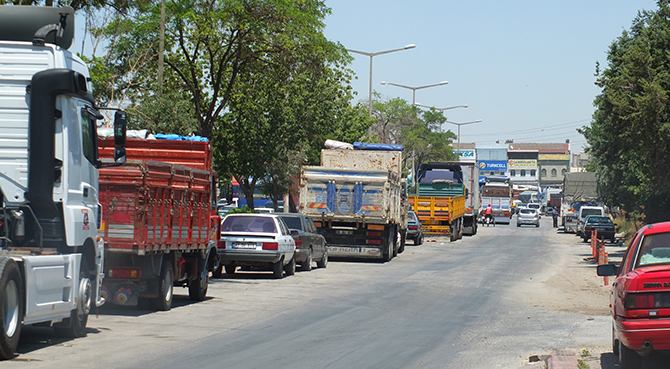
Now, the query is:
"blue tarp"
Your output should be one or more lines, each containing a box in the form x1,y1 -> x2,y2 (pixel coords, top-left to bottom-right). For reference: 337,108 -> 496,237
154,133 -> 209,142
353,142 -> 403,151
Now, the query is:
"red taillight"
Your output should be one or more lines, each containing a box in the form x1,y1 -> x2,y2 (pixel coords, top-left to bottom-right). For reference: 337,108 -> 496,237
409,225 -> 418,230
262,242 -> 279,250
218,240 -> 226,249
108,268 -> 141,279
294,238 -> 302,247
366,231 -> 383,237
625,293 -> 656,309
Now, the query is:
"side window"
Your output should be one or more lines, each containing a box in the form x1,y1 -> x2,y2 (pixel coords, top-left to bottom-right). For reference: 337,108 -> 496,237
278,218 -> 289,235
621,231 -> 643,274
80,107 -> 97,165
308,219 -> 316,233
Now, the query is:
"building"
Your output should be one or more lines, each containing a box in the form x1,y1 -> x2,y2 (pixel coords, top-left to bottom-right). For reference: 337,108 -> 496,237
507,142 -> 570,189
475,144 -> 508,179
452,142 -> 476,163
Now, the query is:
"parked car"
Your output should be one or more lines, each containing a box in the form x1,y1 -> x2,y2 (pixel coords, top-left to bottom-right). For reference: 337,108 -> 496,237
217,203 -> 238,217
516,208 -> 540,227
597,222 -> 670,368
216,213 -> 296,278
407,210 -> 424,245
576,206 -> 605,236
277,213 -> 327,271
581,215 -> 615,243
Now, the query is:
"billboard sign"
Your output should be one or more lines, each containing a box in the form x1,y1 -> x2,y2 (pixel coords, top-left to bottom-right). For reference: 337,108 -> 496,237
508,159 -> 537,169
479,160 -> 508,171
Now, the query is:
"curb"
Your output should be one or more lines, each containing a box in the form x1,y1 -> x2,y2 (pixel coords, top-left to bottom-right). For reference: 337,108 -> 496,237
547,350 -> 578,369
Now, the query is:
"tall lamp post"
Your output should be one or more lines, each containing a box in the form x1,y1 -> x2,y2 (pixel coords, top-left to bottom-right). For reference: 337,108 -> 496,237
414,103 -> 469,132
347,44 -> 416,115
381,81 -> 449,104
445,119 -> 483,153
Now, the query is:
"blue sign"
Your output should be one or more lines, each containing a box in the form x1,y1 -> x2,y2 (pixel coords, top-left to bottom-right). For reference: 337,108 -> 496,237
479,160 -> 508,171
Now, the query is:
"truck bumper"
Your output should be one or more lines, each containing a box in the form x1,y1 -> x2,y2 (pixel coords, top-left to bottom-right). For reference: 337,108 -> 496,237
327,245 -> 382,258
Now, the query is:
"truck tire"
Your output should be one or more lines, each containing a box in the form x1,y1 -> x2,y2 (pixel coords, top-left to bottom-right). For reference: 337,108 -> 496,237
398,230 -> 406,254
225,264 -> 237,274
0,257 -> 23,360
450,224 -> 457,242
151,261 -> 174,311
212,265 -> 223,278
188,257 -> 208,302
382,232 -> 392,262
55,258 -> 91,338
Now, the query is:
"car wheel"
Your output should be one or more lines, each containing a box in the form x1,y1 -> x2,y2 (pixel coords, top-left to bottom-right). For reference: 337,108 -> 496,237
0,257 -> 23,360
517,223 -> 520,227
317,248 -> 328,268
272,258 -> 284,279
583,236 -> 589,243
417,234 -> 423,246
225,264 -> 237,275
151,261 -> 174,311
300,249 -> 313,272
619,341 -> 641,369
536,223 -> 539,228
612,325 -> 619,356
284,256 -> 296,276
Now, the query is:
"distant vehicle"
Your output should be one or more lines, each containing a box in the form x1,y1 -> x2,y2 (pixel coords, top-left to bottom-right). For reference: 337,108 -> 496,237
581,215 -> 615,243
277,214 -> 327,271
264,200 -> 285,212
576,206 -> 605,236
526,203 -> 542,218
563,211 -> 579,233
217,204 -> 238,217
516,208 -> 540,227
216,214 -> 296,278
597,222 -> 670,367
406,211 -> 424,245
480,176 -> 512,224
254,207 -> 275,213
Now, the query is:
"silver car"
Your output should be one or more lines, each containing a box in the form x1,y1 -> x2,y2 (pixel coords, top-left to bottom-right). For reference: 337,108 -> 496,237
517,208 -> 540,227
216,213 -> 296,278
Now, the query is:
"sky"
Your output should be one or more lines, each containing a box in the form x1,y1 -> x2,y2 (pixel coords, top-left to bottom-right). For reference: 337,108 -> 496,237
323,0 -> 660,151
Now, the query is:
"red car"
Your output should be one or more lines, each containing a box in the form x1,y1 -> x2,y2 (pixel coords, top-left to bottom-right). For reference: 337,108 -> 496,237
598,221 -> 670,368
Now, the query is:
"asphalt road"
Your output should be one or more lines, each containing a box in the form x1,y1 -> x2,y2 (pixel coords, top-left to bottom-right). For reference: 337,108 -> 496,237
7,217 -> 618,368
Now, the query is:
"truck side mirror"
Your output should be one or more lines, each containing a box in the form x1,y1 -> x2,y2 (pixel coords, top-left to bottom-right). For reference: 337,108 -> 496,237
113,147 -> 126,164
114,111 -> 127,146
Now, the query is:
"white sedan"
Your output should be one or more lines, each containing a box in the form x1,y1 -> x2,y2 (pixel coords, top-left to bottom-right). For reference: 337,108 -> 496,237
216,213 -> 296,278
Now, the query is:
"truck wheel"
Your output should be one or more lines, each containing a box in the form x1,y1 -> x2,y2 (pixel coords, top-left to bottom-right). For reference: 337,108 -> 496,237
284,256 -> 296,276
300,249 -> 313,271
212,265 -> 223,278
55,258 -> 91,338
382,235 -> 392,262
398,230 -> 406,254
188,258 -> 208,302
273,258 -> 284,279
618,341 -> 641,369
0,257 -> 23,360
225,264 -> 237,274
316,249 -> 328,269
151,261 -> 173,311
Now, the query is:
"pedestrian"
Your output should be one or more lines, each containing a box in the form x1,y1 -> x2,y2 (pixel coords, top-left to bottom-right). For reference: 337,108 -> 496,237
552,207 -> 559,228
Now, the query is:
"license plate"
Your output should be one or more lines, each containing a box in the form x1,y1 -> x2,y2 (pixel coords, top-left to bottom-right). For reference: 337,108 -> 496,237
335,230 -> 354,235
232,242 -> 257,249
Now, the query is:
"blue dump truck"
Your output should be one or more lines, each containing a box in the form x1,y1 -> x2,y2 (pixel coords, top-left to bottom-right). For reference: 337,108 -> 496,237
299,148 -> 407,262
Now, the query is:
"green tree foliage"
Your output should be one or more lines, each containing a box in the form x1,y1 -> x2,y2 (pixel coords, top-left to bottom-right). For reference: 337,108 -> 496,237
581,0 -> 670,222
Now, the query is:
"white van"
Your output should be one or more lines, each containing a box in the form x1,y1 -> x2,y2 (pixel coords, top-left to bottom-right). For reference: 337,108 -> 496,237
576,206 -> 605,236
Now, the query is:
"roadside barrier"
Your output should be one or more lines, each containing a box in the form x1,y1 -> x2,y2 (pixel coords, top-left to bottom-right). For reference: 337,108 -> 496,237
591,229 -> 609,286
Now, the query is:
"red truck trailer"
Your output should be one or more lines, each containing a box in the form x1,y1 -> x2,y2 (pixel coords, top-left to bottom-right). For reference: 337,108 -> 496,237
97,137 -> 220,310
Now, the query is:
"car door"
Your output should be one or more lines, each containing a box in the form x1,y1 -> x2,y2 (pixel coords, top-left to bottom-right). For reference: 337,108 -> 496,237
613,230 -> 644,317
276,218 -> 295,262
307,218 -> 325,258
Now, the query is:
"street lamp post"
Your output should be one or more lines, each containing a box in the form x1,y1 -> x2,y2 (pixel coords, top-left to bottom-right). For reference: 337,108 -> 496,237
347,44 -> 416,115
381,81 -> 449,104
444,119 -> 483,153
414,103 -> 469,132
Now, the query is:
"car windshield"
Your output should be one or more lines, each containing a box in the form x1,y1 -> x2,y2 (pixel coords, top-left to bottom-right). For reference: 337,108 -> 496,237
221,215 -> 276,233
408,212 -> 418,222
637,232 -> 670,267
279,216 -> 303,230
586,216 -> 612,224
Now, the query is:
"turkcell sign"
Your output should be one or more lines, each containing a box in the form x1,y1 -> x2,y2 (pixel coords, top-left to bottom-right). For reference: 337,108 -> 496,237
454,149 -> 476,162
479,160 -> 507,171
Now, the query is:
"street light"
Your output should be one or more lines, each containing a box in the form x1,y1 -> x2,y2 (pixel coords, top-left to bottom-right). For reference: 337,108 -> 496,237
445,119 -> 483,150
381,80 -> 449,104
347,44 -> 416,115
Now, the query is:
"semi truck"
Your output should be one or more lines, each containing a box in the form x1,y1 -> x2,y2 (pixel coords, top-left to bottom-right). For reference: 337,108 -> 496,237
458,162 -> 480,236
0,7 -> 126,359
480,176 -> 513,224
408,162 -> 466,241
97,137 -> 220,310
299,147 -> 407,261
560,172 -> 601,232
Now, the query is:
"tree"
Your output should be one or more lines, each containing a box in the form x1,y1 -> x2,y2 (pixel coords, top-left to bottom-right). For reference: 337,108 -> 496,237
581,0 -> 670,222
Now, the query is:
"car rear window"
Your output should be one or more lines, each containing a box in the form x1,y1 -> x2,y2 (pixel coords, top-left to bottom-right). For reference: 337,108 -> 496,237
581,208 -> 603,217
586,216 -> 612,224
221,215 -> 276,233
638,232 -> 670,267
520,209 -> 535,214
279,216 -> 303,230
408,212 -> 418,222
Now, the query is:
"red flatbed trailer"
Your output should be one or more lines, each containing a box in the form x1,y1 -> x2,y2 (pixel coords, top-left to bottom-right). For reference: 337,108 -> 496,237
97,138 -> 220,310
